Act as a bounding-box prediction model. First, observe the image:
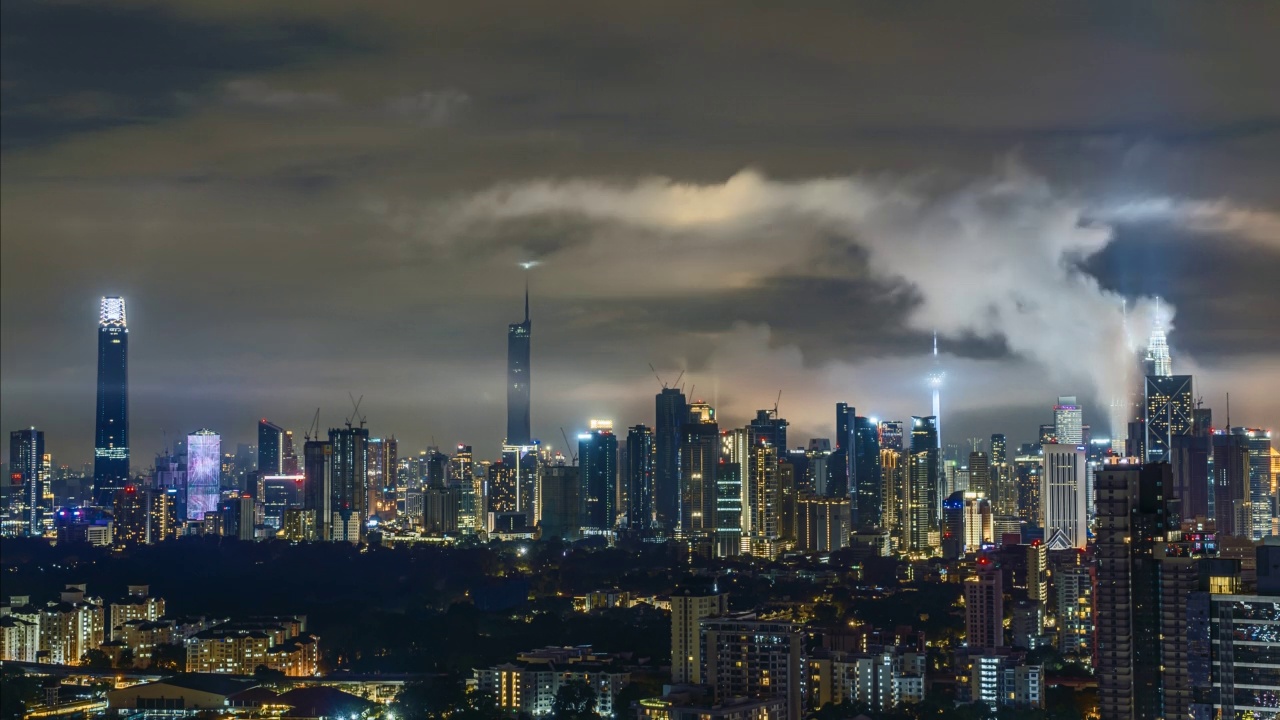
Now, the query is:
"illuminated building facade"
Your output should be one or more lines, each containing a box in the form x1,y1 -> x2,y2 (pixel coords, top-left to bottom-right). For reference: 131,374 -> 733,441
257,420 -> 284,475
185,429 -> 221,521
625,425 -> 655,530
1234,427 -> 1273,540
701,616 -> 803,720
1144,375 -> 1193,463
1041,444 -> 1086,550
579,421 -> 618,534
853,416 -> 882,530
655,388 -> 688,532
680,405 -> 719,536
907,416 -> 939,552
93,296 -> 130,502
965,557 -> 1003,649
1053,396 -> 1083,445
9,427 -> 45,535
670,590 -> 729,684
329,426 -> 369,541
796,494 -> 850,552
1213,432 -> 1252,538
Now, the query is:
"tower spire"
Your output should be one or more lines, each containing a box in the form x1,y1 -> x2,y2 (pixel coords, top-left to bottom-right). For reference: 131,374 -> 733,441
525,273 -> 530,323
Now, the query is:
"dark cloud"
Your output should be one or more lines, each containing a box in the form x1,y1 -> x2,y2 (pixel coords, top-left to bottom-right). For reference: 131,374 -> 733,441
2,0 -> 1278,463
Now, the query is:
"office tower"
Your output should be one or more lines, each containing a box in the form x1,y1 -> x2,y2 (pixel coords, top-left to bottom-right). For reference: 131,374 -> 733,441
1234,428 -> 1273,540
716,461 -> 744,556
93,297 -> 130,502
879,421 -> 904,452
835,403 -> 854,497
746,440 -> 780,543
219,495 -> 256,541
146,488 -> 178,543
112,484 -> 147,546
907,417 -> 939,552
1212,432 -> 1252,538
1050,396 -> 1081,445
803,439 -> 831,494
941,492 -> 966,559
965,557 -> 1003,649
1012,453 -> 1042,525
655,387 -> 688,531
367,437 -> 387,520
423,486 -> 461,534
991,434 -> 1007,466
625,425 -> 655,530
1041,444 -> 1087,550
796,494 -> 850,552
1144,375 -> 1193,463
1171,417 -> 1212,522
1143,315 -> 1173,377
963,493 -> 993,551
967,451 -> 991,499
670,590 -> 729,684
680,405 -> 719,535
506,285 -> 532,446
536,464 -> 579,541
281,431 -> 298,474
328,426 -> 369,542
749,409 -> 788,465
261,478 -> 296,530
578,420 -> 618,534
257,420 -> 284,476
701,616 -> 803,720
303,439 -> 332,540
186,430 -> 221,521
853,416 -> 882,529
1095,463 -> 1176,720
9,428 -> 45,535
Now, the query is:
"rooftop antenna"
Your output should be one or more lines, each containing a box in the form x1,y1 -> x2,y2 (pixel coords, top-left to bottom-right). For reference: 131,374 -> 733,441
1226,392 -> 1231,430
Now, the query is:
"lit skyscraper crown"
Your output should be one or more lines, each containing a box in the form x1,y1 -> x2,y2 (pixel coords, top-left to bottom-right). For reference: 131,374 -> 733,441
1144,309 -> 1172,377
99,296 -> 127,328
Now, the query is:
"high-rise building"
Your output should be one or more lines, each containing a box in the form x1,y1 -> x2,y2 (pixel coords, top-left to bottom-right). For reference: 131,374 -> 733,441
94,297 -> 130,502
747,440 -> 780,547
1212,432 -> 1252,538
963,492 -> 993,551
907,417 -> 939,552
716,461 -> 744,556
112,484 -> 147,546
536,464 -> 579,541
186,429 -> 221,521
258,420 -> 284,476
1143,316 -> 1173,378
748,410 -> 788,460
328,427 -> 369,542
655,387 -> 688,531
1171,411 -> 1212,522
853,416 -> 882,530
1095,463 -> 1177,720
796,494 -> 850,552
968,451 -> 991,499
303,439 -> 332,539
701,616 -> 803,720
834,403 -> 855,498
990,434 -> 1007,466
281,431 -> 298,474
1041,444 -> 1087,550
670,590 -> 728,684
506,286 -> 532,446
625,425 -> 655,530
1233,427 -> 1273,540
1188,567 -> 1280,720
965,557 -> 1003,649
1055,563 -> 1094,657
680,404 -> 719,536
1053,397 -> 1083,445
1144,375 -> 1193,463
9,428 -> 45,535
579,420 -> 618,534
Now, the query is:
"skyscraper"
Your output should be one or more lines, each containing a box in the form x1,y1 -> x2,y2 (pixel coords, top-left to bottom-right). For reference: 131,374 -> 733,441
1144,375 -> 1193,463
670,590 -> 729,684
1234,427 -> 1273,540
303,438 -> 332,540
186,429 -> 221,521
655,387 -> 688,531
1212,431 -> 1252,538
10,428 -> 45,535
907,416 -> 939,552
94,297 -> 129,502
1053,396 -> 1083,445
835,402 -> 854,497
625,424 -> 655,530
965,557 -> 1004,649
258,420 -> 284,476
853,415 -> 882,529
680,404 -> 719,535
968,451 -> 991,498
578,420 -> 618,534
506,285 -> 532,446
1143,314 -> 1173,378
1041,444 -> 1087,550
329,426 -> 370,542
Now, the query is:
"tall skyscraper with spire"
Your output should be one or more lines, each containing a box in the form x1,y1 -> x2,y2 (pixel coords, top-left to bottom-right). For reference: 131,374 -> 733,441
94,296 -> 130,502
1144,301 -> 1173,377
506,280 -> 532,446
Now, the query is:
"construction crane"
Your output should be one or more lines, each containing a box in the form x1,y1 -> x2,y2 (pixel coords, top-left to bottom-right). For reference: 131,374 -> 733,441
771,390 -> 782,418
648,363 -> 685,391
560,427 -> 579,464
304,408 -> 321,441
345,393 -> 366,429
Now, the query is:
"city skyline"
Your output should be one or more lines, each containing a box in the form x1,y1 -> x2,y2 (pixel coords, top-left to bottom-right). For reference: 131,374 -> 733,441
3,2 -> 1279,466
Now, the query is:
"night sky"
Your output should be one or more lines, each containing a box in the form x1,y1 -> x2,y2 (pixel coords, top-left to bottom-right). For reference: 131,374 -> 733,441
2,1 -> 1278,466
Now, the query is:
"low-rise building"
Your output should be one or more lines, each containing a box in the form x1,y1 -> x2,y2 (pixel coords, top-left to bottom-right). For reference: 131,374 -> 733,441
474,646 -> 631,718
